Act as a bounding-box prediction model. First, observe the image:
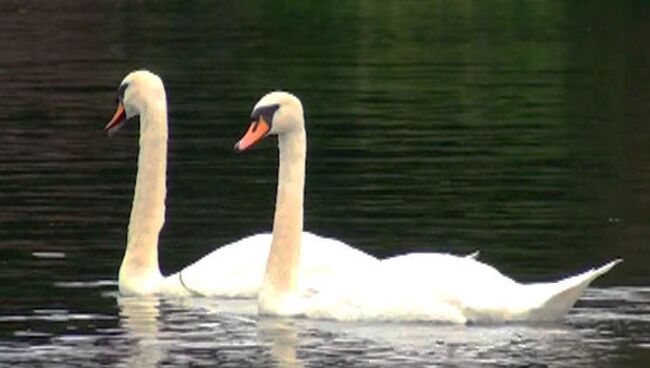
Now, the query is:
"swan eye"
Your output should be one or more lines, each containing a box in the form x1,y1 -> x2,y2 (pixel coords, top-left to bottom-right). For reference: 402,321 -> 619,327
117,82 -> 129,102
250,104 -> 280,128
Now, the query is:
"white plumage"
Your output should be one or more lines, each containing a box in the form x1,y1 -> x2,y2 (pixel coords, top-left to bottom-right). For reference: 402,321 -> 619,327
237,90 -> 621,323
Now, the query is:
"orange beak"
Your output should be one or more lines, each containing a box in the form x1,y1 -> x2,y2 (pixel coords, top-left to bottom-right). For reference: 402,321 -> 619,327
105,102 -> 126,135
234,117 -> 271,152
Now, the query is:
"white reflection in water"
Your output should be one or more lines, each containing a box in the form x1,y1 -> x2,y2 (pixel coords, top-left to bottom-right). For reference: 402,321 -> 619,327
109,287 -> 647,367
117,296 -> 167,368
258,318 -> 304,368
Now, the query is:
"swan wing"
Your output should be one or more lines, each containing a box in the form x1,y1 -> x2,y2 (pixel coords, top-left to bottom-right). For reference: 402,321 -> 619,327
290,255 -> 620,323
296,232 -> 379,291
163,232 -> 379,298
375,255 -> 621,322
169,233 -> 272,297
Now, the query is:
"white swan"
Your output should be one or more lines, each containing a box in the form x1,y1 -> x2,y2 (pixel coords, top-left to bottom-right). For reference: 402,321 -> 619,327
106,70 -> 379,297
235,90 -> 621,323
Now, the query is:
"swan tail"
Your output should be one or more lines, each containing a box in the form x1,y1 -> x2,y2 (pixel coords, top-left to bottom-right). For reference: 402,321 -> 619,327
522,259 -> 622,321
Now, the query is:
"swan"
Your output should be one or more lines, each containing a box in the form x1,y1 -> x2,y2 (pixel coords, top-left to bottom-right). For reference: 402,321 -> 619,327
234,90 -> 621,323
105,70 -> 379,297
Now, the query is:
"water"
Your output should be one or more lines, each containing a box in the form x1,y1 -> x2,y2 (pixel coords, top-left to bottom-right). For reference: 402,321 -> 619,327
1,0 -> 649,366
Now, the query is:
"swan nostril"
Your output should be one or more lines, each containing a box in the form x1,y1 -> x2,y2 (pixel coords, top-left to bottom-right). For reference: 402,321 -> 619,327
250,120 -> 259,133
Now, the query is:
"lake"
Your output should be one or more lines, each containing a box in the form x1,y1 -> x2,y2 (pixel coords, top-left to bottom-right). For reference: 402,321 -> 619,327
0,0 -> 648,366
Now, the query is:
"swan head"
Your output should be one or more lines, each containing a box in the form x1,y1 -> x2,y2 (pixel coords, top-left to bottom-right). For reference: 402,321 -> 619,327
105,70 -> 166,135
234,91 -> 304,151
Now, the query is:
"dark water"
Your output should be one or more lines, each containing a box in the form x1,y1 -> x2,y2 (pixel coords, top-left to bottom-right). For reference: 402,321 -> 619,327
1,0 -> 649,366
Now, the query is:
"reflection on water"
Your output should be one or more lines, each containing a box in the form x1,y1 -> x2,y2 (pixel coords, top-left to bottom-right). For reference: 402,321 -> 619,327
258,318 -> 303,368
1,0 -> 649,366
0,279 -> 648,367
118,297 -> 166,368
4,286 -> 648,367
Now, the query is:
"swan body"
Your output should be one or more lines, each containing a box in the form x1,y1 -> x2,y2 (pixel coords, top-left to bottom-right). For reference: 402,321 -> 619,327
366,254 -> 620,322
174,231 -> 379,297
271,256 -> 620,323
235,90 -> 621,323
106,71 -> 378,297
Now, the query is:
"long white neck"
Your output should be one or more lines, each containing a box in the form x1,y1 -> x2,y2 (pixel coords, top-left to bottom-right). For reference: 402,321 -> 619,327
118,99 -> 168,294
259,126 -> 306,313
